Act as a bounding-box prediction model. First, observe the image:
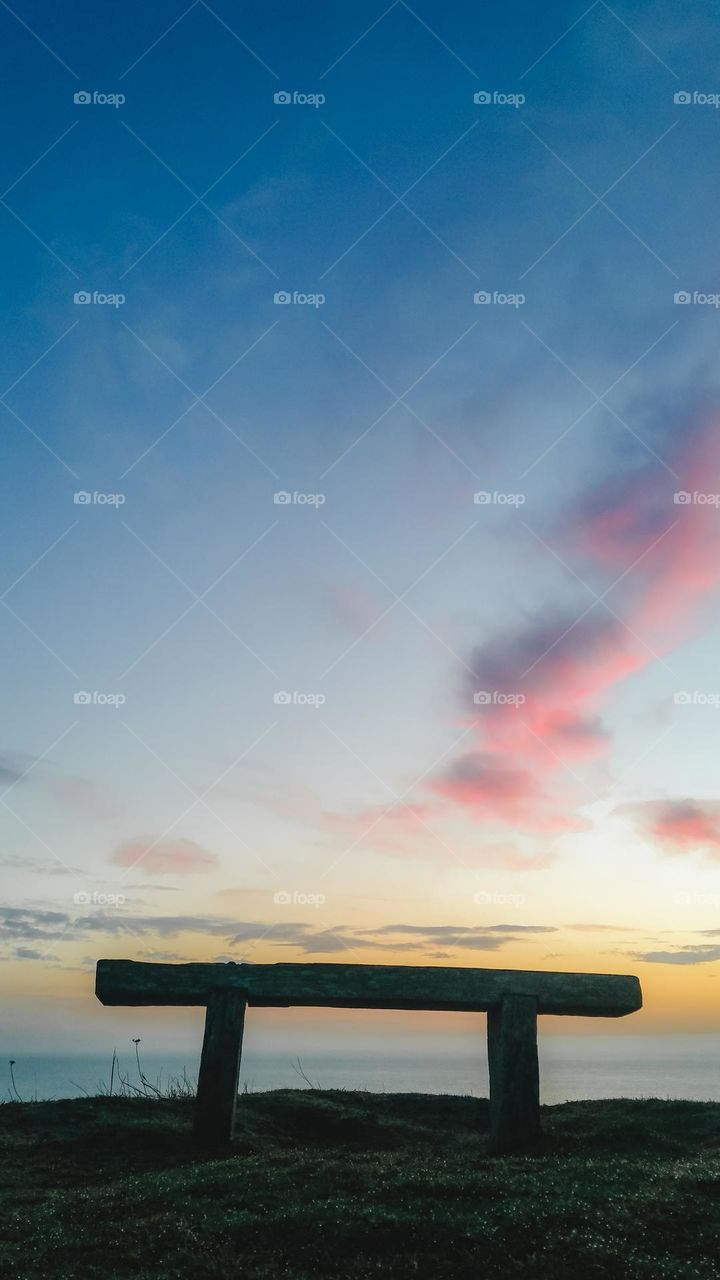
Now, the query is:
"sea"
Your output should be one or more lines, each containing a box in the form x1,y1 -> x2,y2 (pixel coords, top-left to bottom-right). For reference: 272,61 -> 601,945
4,1036 -> 720,1105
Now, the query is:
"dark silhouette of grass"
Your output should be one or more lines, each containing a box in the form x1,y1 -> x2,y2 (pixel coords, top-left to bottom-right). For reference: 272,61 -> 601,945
2,1090 -> 720,1277
3,1049 -> 198,1104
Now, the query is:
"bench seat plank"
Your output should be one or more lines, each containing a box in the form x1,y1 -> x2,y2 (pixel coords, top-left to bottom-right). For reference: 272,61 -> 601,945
96,959 -> 641,1017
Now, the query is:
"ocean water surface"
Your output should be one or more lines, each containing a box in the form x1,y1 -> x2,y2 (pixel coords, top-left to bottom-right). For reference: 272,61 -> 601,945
5,1036 -> 720,1105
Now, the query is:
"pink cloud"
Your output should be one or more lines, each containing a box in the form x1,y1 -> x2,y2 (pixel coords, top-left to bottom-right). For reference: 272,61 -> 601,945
464,612 -> 640,765
111,838 -> 220,875
430,753 -> 585,836
436,422 -> 720,836
570,426 -> 720,642
625,799 -> 720,859
322,793 -> 559,865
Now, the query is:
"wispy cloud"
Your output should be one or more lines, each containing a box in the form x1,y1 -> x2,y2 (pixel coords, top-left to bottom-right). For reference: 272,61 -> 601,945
0,749 -> 116,820
14,946 -> 60,962
620,799 -> 720,861
0,753 -> 32,785
633,945 -> 720,966
433,422 -> 720,835
110,838 -> 221,875
0,854 -> 87,877
0,906 -> 556,960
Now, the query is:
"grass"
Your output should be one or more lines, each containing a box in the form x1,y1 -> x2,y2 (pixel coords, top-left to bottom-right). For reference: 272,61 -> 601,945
2,1090 -> 720,1278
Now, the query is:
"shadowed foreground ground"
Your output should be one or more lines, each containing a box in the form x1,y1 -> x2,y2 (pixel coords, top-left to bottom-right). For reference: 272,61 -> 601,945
2,1090 -> 720,1278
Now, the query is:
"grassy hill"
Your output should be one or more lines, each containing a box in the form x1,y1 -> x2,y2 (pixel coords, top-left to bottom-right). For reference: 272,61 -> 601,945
2,1090 -> 720,1278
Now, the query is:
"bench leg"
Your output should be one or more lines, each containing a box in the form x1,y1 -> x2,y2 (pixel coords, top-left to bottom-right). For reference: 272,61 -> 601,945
194,987 -> 247,1144
487,994 -> 540,1154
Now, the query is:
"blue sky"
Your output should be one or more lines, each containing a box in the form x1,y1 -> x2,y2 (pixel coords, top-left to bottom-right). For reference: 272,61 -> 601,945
3,0 -> 720,1052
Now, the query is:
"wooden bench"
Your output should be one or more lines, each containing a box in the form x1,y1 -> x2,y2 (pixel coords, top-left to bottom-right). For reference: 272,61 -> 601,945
95,959 -> 642,1152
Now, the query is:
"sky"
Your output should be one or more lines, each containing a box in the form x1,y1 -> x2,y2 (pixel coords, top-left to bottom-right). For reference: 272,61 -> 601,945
2,0 -> 720,1056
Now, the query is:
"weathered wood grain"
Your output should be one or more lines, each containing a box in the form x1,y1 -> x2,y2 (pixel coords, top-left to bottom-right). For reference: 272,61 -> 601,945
95,959 -> 642,1016
193,987 -> 247,1145
487,994 -> 540,1154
